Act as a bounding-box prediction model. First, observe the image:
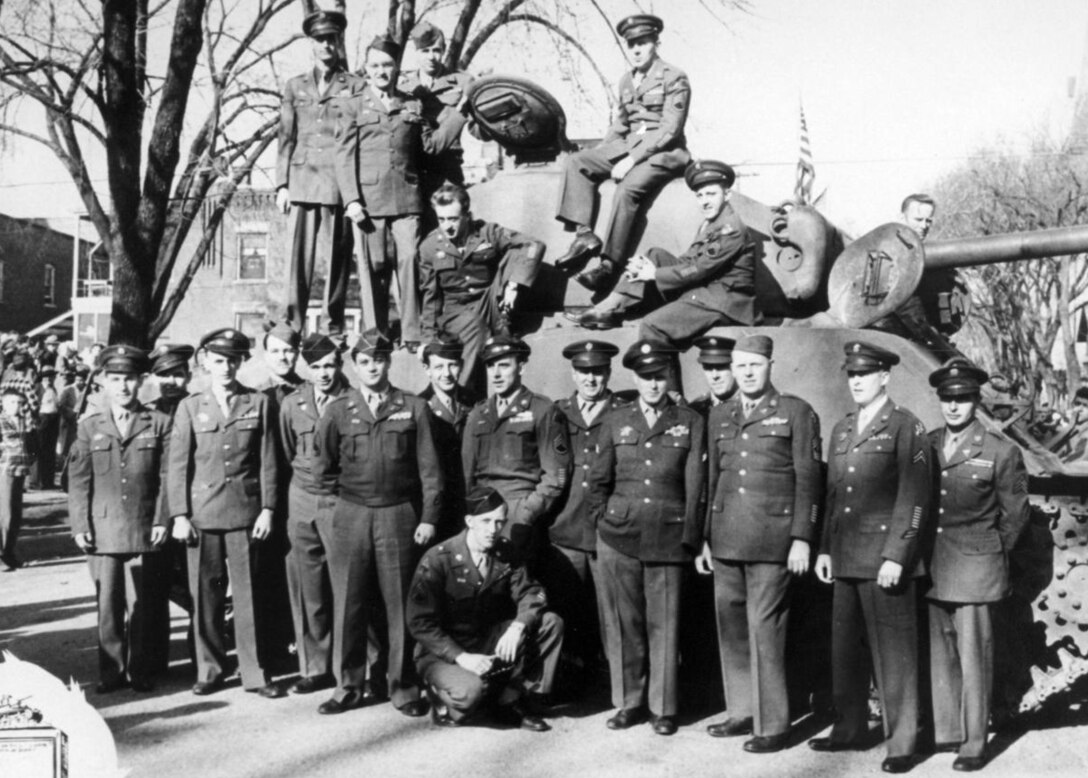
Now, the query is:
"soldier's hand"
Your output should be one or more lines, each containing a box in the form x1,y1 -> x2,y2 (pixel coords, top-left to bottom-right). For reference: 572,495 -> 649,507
345,201 -> 368,225
414,523 -> 436,546
610,156 -> 635,181
494,621 -> 525,663
814,553 -> 833,584
455,652 -> 495,677
150,526 -> 168,547
275,187 -> 291,215
628,254 -> 656,282
252,509 -> 274,541
74,532 -> 95,553
876,559 -> 903,589
694,541 -> 713,575
172,516 -> 197,544
500,283 -> 518,313
787,539 -> 811,575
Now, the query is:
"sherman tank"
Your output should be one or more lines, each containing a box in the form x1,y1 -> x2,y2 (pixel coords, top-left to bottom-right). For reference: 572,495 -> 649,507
395,75 -> 1088,718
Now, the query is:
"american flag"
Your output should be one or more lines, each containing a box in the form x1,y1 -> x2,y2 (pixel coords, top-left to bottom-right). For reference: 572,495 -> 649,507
795,103 -> 815,205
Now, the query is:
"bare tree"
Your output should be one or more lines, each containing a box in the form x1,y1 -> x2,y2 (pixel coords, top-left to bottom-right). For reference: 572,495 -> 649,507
933,138 -> 1088,409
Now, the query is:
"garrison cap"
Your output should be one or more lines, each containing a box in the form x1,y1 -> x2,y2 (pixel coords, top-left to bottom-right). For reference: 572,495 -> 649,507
43,334 -> 59,345
199,328 -> 251,359
301,333 -> 341,365
72,362 -> 91,378
480,334 -> 530,364
842,340 -> 899,371
465,485 -> 506,517
410,20 -> 445,48
351,328 -> 393,358
616,14 -> 664,41
421,336 -> 464,363
685,159 -> 735,191
693,335 -> 735,366
929,357 -> 988,397
97,344 -> 150,375
622,339 -> 676,375
262,319 -> 301,350
367,34 -> 402,60
562,340 -> 619,369
149,344 -> 195,376
302,9 -> 347,38
39,365 -> 57,377
734,334 -> 773,359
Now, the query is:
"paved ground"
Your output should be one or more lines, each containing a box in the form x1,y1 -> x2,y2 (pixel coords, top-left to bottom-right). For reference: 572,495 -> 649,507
3,491 -> 1088,777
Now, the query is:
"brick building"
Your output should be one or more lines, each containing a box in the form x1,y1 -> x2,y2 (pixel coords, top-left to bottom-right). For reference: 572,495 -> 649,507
0,214 -> 76,334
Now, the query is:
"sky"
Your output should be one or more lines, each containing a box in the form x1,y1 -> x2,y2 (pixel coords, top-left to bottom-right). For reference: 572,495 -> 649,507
1,0 -> 1087,237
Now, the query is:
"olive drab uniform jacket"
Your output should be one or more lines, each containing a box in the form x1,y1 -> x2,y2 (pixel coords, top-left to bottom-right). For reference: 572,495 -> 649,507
407,530 -> 547,663
602,58 -> 690,165
705,387 -> 823,562
587,399 -> 706,563
820,400 -> 932,579
68,404 -> 173,553
927,420 -> 1031,603
399,67 -> 474,185
277,68 -> 366,205
166,386 -> 278,531
462,386 -> 571,526
278,379 -> 349,496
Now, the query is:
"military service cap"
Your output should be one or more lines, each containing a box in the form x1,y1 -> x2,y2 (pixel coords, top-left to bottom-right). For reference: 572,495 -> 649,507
480,334 -> 531,364
685,159 -> 735,191
616,14 -> 664,41
367,34 -> 402,60
929,357 -> 988,397
262,319 -> 301,350
351,328 -> 393,358
734,334 -> 773,359
421,337 -> 464,363
842,340 -> 899,371
622,339 -> 676,375
562,340 -> 619,369
302,9 -> 347,38
199,328 -> 251,359
149,344 -> 195,376
97,344 -> 150,375
410,20 -> 445,48
693,335 -> 736,366
39,365 -> 57,378
465,485 -> 506,517
301,333 -> 341,365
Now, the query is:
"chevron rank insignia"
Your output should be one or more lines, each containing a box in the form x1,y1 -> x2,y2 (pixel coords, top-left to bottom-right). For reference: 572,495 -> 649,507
913,449 -> 927,464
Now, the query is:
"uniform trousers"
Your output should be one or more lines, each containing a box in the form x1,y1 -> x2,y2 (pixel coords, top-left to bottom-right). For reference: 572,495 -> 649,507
0,474 -> 23,563
497,494 -> 543,565
538,543 -> 604,668
187,527 -> 268,689
928,601 -> 993,758
31,412 -> 59,488
438,282 -> 513,390
712,559 -> 792,736
87,552 -> 167,684
286,484 -> 337,679
556,146 -> 687,265
285,203 -> 352,335
325,499 -> 421,706
418,612 -> 564,723
830,577 -> 919,757
354,215 -> 422,343
596,538 -> 683,716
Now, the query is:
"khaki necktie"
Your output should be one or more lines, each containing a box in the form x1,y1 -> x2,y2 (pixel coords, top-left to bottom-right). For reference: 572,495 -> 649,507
496,396 -> 508,417
367,393 -> 381,416
943,431 -> 963,461
476,552 -> 490,581
315,393 -> 328,417
114,410 -> 130,437
581,400 -> 600,424
644,405 -> 658,428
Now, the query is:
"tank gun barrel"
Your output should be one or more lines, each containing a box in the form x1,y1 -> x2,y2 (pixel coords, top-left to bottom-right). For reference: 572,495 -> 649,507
924,224 -> 1088,269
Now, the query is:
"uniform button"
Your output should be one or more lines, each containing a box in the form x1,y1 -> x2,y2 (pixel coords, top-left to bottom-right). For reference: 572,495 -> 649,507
223,445 -> 230,450
880,525 -> 887,531
121,478 -> 127,484
644,479 -> 651,485
937,527 -> 943,533
844,507 -> 851,513
740,452 -> 748,457
846,486 -> 852,493
939,508 -> 945,514
645,460 -> 652,466
738,487 -> 745,494
848,466 -> 856,473
120,463 -> 126,468
739,470 -> 746,476
226,477 -> 232,483
645,443 -> 652,448
581,481 -> 588,488
122,495 -> 127,500
741,433 -> 749,440
941,489 -> 948,495
644,497 -> 651,504
582,464 -> 589,470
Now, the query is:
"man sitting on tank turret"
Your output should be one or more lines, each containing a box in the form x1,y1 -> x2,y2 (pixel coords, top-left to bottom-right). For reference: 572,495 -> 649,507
552,14 -> 691,296
567,160 -> 761,348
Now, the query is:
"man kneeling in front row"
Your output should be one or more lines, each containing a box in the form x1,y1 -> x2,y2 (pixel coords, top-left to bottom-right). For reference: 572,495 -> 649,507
407,486 -> 564,730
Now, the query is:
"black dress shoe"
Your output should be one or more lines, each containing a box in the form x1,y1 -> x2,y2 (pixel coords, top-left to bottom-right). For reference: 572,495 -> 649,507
707,717 -> 754,737
555,231 -> 603,270
744,733 -> 790,753
248,683 -> 286,699
809,736 -> 867,752
651,715 -> 677,736
398,700 -> 429,718
575,260 -> 620,294
953,755 -> 987,772
318,691 -> 366,715
95,678 -> 128,694
508,703 -> 551,732
565,308 -> 620,330
192,677 -> 224,696
606,707 -> 647,730
129,678 -> 154,693
291,675 -> 333,695
361,680 -> 387,703
881,756 -> 915,773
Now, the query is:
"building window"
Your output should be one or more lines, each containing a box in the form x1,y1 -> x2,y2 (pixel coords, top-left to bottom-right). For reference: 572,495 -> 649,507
44,263 -> 56,307
237,231 -> 268,281
234,312 -> 266,348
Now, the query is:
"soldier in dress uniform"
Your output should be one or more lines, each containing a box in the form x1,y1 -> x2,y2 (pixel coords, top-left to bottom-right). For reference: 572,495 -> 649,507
925,358 -> 1030,772
810,341 -> 932,774
337,35 -> 467,350
279,333 -> 351,695
419,184 -> 545,389
407,486 -> 563,730
688,335 -> 738,416
418,337 -> 477,541
554,14 -> 692,295
544,340 -> 626,682
148,345 -> 195,418
697,335 -> 822,752
277,6 -> 362,335
587,339 -> 706,736
255,321 -> 304,404
568,160 -> 760,348
68,346 -> 172,693
312,328 -> 442,716
167,328 -> 284,699
461,335 -> 571,563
